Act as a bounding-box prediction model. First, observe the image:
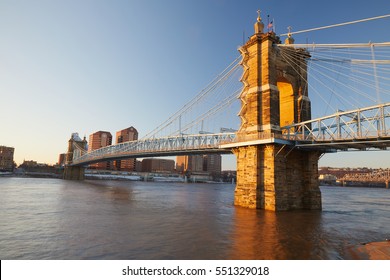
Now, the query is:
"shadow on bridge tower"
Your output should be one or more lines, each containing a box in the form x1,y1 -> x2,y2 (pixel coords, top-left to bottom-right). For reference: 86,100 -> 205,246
233,12 -> 321,211
63,133 -> 87,180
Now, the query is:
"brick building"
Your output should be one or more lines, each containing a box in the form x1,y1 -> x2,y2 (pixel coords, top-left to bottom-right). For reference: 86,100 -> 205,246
204,154 -> 222,174
58,153 -> 66,166
115,126 -> 138,171
0,146 -> 15,171
176,154 -> 221,174
141,158 -> 175,173
88,131 -> 112,170
176,155 -> 203,173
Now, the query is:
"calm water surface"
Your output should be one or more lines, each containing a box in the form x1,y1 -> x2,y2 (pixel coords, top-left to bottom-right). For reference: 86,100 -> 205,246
0,177 -> 389,259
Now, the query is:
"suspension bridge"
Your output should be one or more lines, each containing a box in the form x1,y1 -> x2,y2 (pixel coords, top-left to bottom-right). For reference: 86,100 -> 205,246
64,12 -> 390,211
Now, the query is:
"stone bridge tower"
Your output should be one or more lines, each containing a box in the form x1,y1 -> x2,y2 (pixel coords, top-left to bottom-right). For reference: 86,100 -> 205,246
233,12 -> 322,211
63,133 -> 87,180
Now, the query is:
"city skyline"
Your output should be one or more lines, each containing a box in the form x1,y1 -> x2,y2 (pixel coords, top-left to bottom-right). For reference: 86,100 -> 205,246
1,0 -> 390,169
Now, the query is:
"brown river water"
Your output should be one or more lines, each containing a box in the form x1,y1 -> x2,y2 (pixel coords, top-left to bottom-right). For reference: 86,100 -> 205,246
0,177 -> 389,259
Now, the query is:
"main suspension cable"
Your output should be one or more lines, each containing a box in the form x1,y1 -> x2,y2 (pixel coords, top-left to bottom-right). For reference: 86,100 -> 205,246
279,14 -> 390,36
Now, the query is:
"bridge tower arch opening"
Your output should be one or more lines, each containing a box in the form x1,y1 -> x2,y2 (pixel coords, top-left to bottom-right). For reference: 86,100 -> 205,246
276,41 -> 312,128
277,78 -> 294,127
233,12 -> 321,211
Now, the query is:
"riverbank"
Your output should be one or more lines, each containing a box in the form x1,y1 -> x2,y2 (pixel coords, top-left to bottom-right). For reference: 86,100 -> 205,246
347,240 -> 390,260
0,172 -> 60,179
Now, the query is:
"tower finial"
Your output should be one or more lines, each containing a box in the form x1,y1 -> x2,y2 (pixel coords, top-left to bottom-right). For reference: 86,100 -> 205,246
257,9 -> 262,22
285,26 -> 295,44
254,9 -> 264,34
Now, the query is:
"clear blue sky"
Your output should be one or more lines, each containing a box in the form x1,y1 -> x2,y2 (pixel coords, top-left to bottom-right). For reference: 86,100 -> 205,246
1,0 -> 389,169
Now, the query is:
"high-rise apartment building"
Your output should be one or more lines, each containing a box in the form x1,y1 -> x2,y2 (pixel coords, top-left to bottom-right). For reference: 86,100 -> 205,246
88,131 -> 112,170
204,154 -> 222,174
176,156 -> 187,173
176,155 -> 203,173
115,126 -> 138,171
141,158 -> 175,173
176,154 -> 221,174
58,153 -> 66,166
0,146 -> 15,171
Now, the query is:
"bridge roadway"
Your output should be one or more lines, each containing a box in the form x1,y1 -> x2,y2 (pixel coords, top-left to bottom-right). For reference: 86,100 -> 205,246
70,133 -> 236,166
69,103 -> 390,167
281,102 -> 390,151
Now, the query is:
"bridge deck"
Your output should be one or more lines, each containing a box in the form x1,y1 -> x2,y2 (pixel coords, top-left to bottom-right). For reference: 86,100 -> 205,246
68,103 -> 390,167
289,136 -> 390,152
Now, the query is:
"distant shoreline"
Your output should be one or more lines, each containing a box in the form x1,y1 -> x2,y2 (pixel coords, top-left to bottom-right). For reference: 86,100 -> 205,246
0,172 -> 60,179
320,182 -> 388,188
1,172 -> 388,188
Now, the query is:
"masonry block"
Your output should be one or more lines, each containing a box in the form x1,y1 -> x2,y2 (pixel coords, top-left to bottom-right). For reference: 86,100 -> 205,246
234,25 -> 321,211
63,166 -> 85,180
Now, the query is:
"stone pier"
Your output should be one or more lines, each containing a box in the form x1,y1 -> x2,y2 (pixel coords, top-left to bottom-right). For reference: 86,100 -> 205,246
63,166 -> 85,180
234,145 -> 322,210
63,133 -> 87,180
233,12 -> 322,210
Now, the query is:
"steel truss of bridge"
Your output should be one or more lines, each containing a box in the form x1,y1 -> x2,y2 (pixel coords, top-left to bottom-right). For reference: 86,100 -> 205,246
70,133 -> 236,166
69,103 -> 390,167
281,102 -> 390,152
341,168 -> 390,183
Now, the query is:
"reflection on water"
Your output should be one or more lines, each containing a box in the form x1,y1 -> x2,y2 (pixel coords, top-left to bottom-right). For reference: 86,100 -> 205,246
230,208 -> 328,259
0,178 -> 389,259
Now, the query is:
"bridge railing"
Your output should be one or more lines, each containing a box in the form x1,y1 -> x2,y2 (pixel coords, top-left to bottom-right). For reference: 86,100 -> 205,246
71,133 -> 237,165
280,102 -> 390,142
69,103 -> 390,166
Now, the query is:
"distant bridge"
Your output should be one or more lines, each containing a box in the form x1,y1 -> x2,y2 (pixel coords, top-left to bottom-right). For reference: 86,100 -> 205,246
340,169 -> 390,188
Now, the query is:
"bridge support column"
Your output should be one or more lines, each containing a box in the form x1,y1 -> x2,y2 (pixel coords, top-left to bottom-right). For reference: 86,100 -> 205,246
234,144 -> 322,211
62,133 -> 87,180
63,166 -> 85,180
